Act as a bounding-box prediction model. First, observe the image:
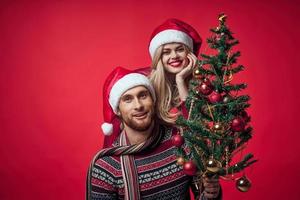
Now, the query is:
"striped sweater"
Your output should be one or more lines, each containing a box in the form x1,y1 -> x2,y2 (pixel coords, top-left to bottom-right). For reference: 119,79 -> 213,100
89,128 -> 196,200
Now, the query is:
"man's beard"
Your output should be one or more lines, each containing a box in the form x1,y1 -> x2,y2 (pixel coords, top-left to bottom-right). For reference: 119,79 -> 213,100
121,113 -> 153,131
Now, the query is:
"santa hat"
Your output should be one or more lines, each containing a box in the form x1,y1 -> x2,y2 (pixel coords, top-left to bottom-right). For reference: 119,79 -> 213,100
149,18 -> 202,58
101,67 -> 156,139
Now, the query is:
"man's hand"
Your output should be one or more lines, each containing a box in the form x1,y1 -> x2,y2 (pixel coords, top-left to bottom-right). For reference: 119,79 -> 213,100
202,175 -> 220,199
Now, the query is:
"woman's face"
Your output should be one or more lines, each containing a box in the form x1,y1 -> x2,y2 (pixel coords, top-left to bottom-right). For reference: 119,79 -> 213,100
161,43 -> 189,74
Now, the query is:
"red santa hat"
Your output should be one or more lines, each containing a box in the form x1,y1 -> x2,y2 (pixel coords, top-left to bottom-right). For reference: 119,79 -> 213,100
101,67 -> 156,141
149,18 -> 202,59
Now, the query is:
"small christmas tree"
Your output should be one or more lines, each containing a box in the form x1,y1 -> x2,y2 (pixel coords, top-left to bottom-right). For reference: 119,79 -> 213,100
173,13 -> 257,192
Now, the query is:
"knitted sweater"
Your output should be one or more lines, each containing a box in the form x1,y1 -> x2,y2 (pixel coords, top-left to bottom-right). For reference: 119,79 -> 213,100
90,128 -> 195,200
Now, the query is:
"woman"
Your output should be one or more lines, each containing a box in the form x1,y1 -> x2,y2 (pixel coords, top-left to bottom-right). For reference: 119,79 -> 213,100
148,18 -> 202,124
148,19 -> 222,199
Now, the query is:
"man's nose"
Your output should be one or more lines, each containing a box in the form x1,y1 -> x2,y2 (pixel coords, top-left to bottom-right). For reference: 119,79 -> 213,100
133,98 -> 143,110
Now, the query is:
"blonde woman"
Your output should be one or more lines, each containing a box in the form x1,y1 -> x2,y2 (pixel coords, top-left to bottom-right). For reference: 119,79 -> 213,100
148,19 -> 222,199
149,18 -> 202,125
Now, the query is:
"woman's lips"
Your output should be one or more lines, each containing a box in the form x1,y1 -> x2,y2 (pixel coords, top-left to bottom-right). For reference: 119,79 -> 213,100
168,60 -> 183,68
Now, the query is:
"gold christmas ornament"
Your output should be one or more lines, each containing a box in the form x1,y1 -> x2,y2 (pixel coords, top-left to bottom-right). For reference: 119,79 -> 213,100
193,68 -> 202,79
206,158 -> 222,173
236,175 -> 252,192
213,123 -> 222,130
212,122 -> 228,135
177,157 -> 185,165
222,95 -> 232,103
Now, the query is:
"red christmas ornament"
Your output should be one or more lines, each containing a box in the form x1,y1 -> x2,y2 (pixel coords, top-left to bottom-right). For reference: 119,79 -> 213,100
172,134 -> 184,147
198,79 -> 213,95
183,160 -> 197,176
231,117 -> 245,132
240,110 -> 250,122
209,91 -> 222,103
169,107 -> 179,115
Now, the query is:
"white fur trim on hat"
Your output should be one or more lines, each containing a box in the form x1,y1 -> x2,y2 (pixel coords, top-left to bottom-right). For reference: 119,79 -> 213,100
109,73 -> 156,113
149,29 -> 193,58
101,122 -> 113,136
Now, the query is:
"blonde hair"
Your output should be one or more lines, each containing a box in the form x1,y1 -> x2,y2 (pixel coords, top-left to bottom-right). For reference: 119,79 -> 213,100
149,44 -> 191,125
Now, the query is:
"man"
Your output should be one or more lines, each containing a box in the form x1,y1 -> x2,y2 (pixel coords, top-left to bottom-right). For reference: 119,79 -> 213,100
86,67 -> 221,200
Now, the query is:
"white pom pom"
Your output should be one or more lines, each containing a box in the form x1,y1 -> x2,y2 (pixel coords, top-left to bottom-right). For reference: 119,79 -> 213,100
101,123 -> 113,136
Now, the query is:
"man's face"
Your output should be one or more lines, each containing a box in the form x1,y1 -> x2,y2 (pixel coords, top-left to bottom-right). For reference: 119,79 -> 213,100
118,86 -> 154,131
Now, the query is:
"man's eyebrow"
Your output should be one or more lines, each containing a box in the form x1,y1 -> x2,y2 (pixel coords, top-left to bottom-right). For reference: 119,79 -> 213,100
138,90 -> 149,94
121,94 -> 132,99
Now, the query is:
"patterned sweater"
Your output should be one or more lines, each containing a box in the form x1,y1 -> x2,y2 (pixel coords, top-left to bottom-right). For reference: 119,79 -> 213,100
90,128 -> 196,200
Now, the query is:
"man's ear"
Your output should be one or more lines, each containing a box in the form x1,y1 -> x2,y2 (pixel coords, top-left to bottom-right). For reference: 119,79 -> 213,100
116,110 -> 121,117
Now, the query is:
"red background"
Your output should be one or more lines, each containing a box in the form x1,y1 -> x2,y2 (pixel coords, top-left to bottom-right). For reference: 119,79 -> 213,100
1,0 -> 299,199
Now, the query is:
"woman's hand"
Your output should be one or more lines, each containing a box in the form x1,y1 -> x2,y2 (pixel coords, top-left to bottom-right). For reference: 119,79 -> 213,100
175,53 -> 198,83
202,175 -> 221,199
175,53 -> 198,101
